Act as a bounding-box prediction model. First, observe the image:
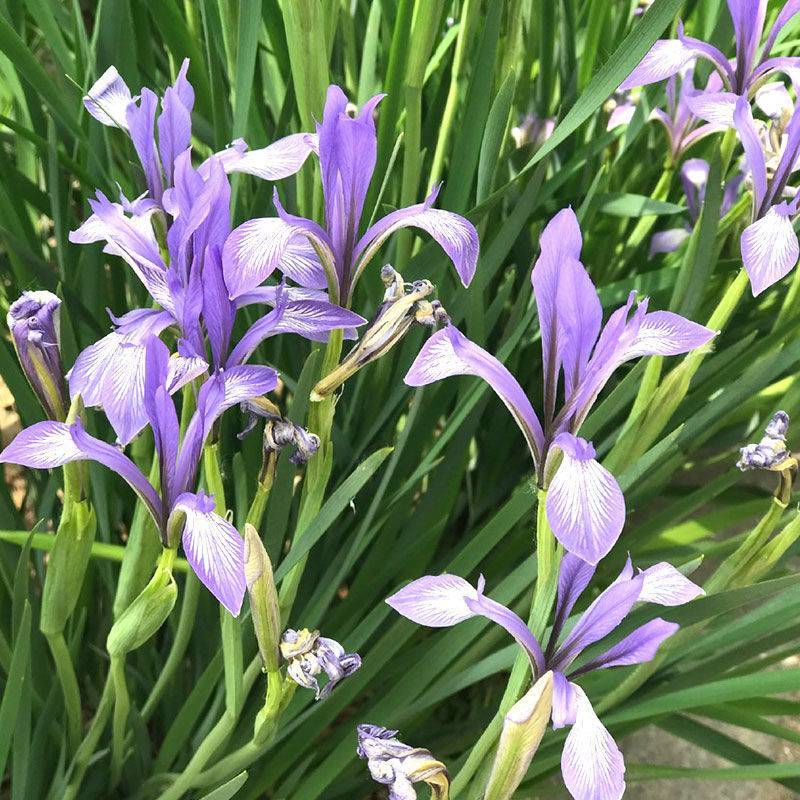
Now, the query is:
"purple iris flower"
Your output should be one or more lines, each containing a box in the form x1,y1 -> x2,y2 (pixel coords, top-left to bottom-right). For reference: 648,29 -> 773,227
650,63 -> 728,161
650,158 -> 744,257
732,92 -> 800,294
386,555 -> 704,800
82,61 -> 318,205
620,1 -> 800,125
223,85 -> 480,306
70,69 -> 364,446
0,336 -> 277,615
404,209 -> 715,564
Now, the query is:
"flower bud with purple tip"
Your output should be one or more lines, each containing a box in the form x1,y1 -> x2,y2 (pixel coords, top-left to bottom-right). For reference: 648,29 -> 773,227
8,291 -> 68,421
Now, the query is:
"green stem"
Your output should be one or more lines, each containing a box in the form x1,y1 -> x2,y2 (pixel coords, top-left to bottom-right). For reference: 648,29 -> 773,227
0,530 -> 190,570
451,491 -> 557,797
62,676 -> 114,800
110,655 -> 129,789
155,657 -> 263,800
46,632 -> 82,755
141,571 -> 201,722
279,332 -> 343,620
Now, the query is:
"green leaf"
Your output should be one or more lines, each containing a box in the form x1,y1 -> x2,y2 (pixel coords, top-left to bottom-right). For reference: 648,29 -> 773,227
199,770 -> 249,799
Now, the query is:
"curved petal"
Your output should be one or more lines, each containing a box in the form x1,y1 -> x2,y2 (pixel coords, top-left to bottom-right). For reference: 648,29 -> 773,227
0,421 -> 83,468
174,491 -> 246,616
223,205 -> 336,300
552,554 -> 597,645
576,618 -> 678,674
619,39 -> 698,91
215,132 -> 317,180
684,90 -> 737,127
126,89 -> 163,202
385,574 -> 481,626
620,310 -> 717,360
176,365 -> 279,493
606,103 -> 635,130
552,564 -> 644,672
751,56 -> 800,88
551,671 -> 578,729
404,325 -> 544,466
561,686 -> 626,800
279,238 -> 328,289
355,185 -> 479,292
762,0 -> 800,58
465,588 -> 546,675
83,66 -> 132,129
638,562 -> 705,605
234,285 -> 328,308
740,203 -> 800,296
546,434 -> 625,566
227,300 -> 365,366
733,94 -> 768,212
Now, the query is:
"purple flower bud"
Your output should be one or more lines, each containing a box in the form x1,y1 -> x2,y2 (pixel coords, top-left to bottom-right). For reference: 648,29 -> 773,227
7,291 -> 68,421
281,628 -> 361,700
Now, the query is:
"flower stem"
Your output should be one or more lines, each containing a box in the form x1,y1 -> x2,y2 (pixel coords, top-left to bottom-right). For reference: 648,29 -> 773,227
110,655 -> 129,789
45,632 -> 82,755
155,656 -> 263,800
279,331 -> 343,620
141,570 -> 201,722
62,676 -> 114,800
451,491 -> 557,797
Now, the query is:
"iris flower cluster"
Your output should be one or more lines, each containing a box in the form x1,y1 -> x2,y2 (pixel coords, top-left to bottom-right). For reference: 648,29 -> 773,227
621,0 -> 800,296
5,11 -> 778,796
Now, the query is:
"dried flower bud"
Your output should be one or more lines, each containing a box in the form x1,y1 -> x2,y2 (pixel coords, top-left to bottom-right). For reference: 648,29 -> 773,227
239,396 -> 320,471
357,724 -> 450,800
244,524 -> 281,672
8,291 -> 68,421
311,267 -> 448,401
281,627 -> 361,700
737,411 -> 795,472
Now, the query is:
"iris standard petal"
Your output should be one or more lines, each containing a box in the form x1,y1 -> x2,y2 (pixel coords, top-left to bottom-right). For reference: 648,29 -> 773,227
619,39 -> 697,91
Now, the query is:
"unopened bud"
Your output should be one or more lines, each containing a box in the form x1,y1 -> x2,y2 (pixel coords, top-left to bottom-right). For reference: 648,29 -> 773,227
106,560 -> 177,656
8,291 -> 68,421
245,524 -> 282,672
483,671 -> 553,800
312,267 -> 448,400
